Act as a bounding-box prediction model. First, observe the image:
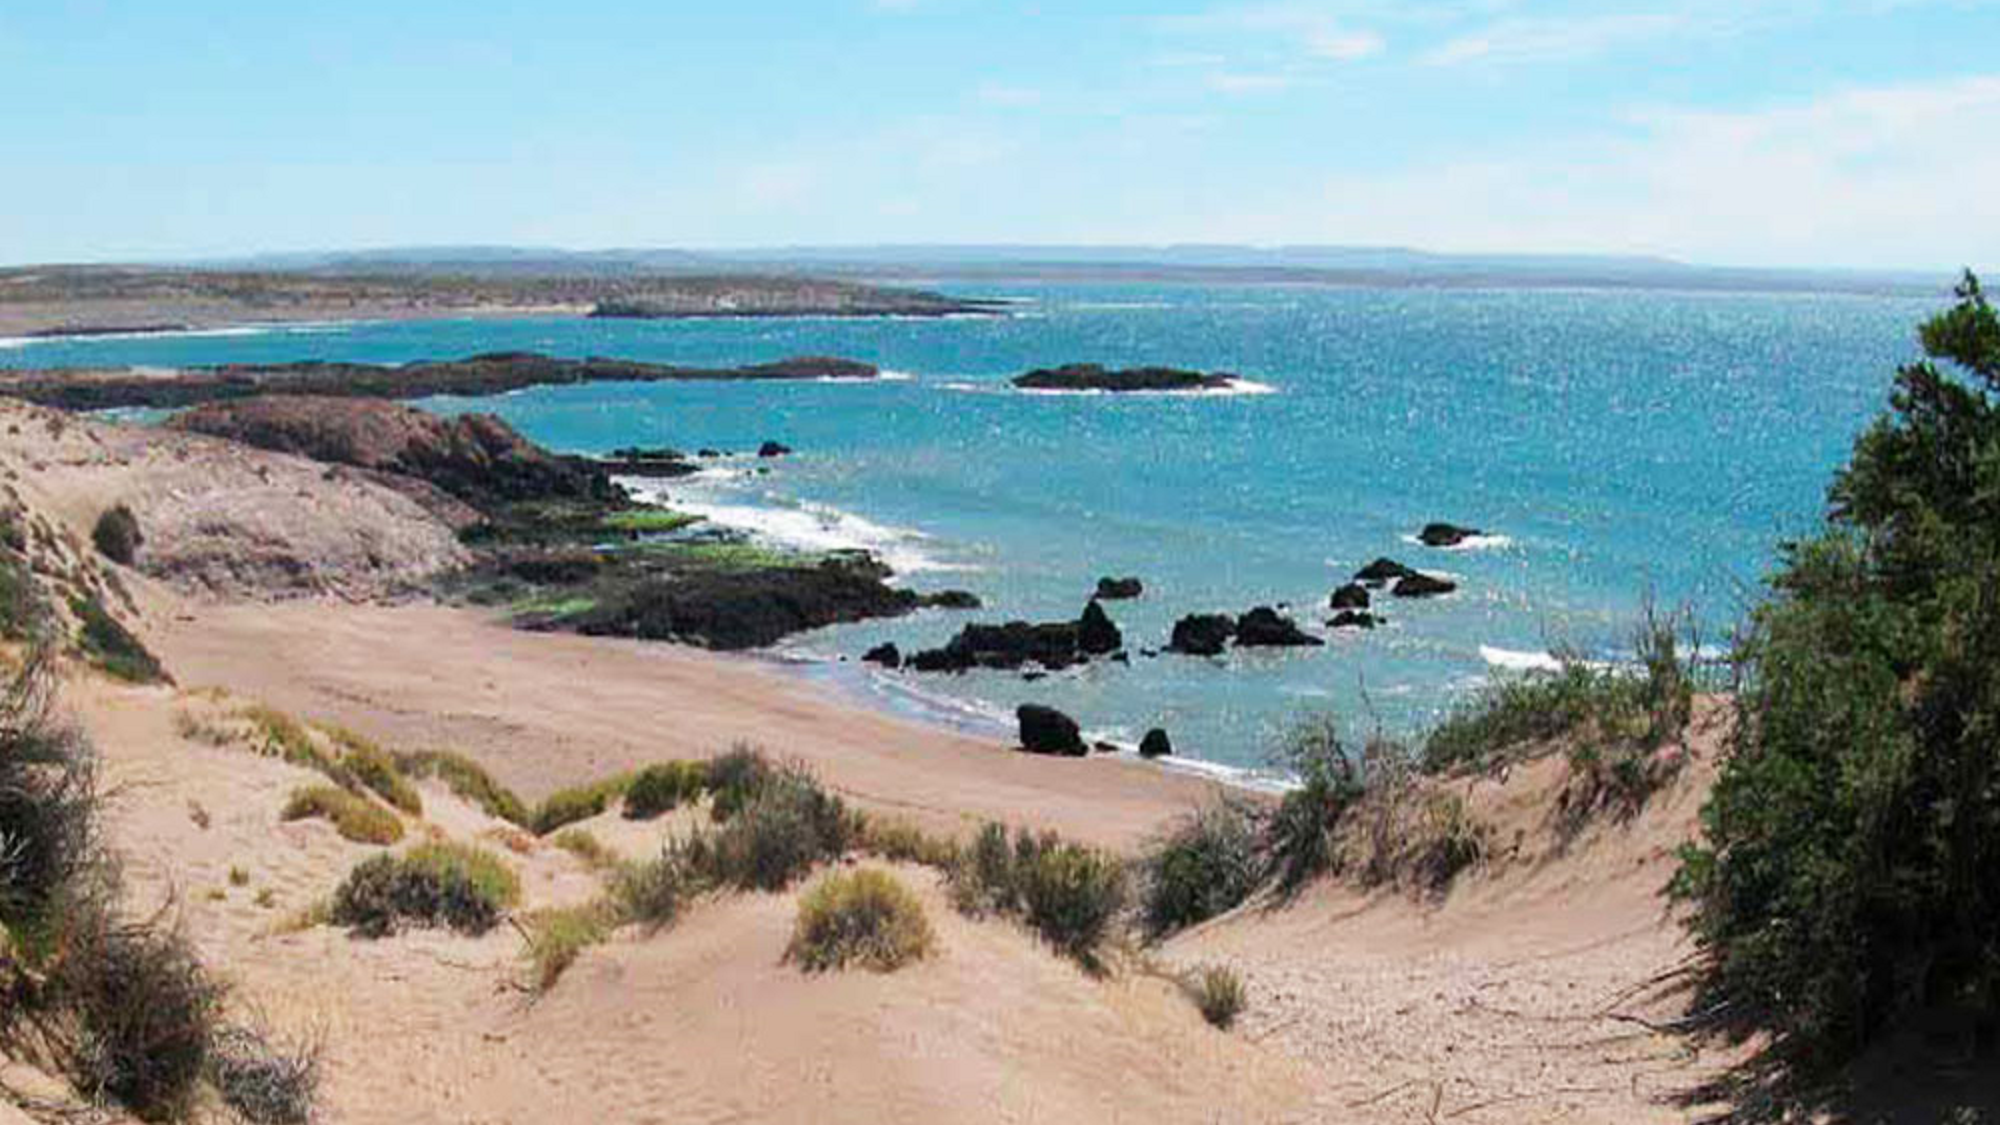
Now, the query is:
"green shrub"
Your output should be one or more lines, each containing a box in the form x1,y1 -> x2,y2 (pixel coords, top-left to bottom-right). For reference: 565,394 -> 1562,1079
1017,840 -> 1127,964
857,816 -> 961,869
705,744 -> 775,821
91,504 -> 143,566
242,705 -> 352,787
622,760 -> 706,820
207,1022 -> 321,1125
0,651 -> 100,932
71,594 -> 167,684
530,774 -> 633,836
693,762 -> 855,892
0,546 -> 39,641
552,827 -> 616,869
329,842 -> 520,938
1674,272 -> 2000,1067
394,749 -> 528,826
1264,716 -> 1366,896
947,821 -> 1018,917
1141,799 -> 1262,938
51,909 -> 223,1122
1190,965 -> 1247,1030
281,785 -> 404,846
610,847 -> 693,931
786,868 -> 934,973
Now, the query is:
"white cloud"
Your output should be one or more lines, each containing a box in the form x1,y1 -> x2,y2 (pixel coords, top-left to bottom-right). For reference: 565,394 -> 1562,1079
1425,13 -> 1694,65
1270,74 -> 2000,268
1158,3 -> 1387,62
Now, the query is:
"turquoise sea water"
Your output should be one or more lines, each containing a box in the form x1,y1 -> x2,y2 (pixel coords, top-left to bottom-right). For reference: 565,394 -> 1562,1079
0,284 -> 1939,774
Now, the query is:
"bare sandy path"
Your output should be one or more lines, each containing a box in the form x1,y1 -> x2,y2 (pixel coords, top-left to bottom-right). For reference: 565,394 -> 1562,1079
152,600 -> 1227,851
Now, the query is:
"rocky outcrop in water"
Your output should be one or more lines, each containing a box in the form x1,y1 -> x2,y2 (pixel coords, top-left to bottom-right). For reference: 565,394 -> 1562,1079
1012,364 -> 1236,393
1094,576 -> 1144,600
1329,583 -> 1371,610
1419,522 -> 1481,547
1139,728 -> 1173,759
1354,558 -> 1417,586
567,557 -> 927,651
1392,573 -> 1457,598
758,441 -> 793,458
1235,606 -> 1322,648
1329,610 -> 1381,630
596,447 -> 699,478
1168,614 -> 1237,656
908,601 -> 1121,673
862,642 -> 902,669
1078,601 -> 1123,655
1017,704 -> 1087,757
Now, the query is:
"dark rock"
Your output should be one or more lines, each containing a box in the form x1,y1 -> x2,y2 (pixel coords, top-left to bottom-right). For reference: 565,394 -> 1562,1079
861,642 -> 901,669
1234,606 -> 1323,647
1093,741 -> 1119,755
504,550 -> 603,586
698,448 -> 723,458
596,447 -> 698,478
1418,522 -> 1481,547
169,395 -> 618,510
1169,614 -> 1237,656
758,441 -> 793,458
1354,557 -> 1417,586
1094,576 -> 1144,600
1329,611 -> 1381,630
1012,364 -> 1237,393
1110,651 -> 1130,665
910,621 -> 1082,673
569,559 -> 924,650
1017,705 -> 1087,757
1329,583 -> 1371,610
924,589 -> 983,610
1078,601 -> 1123,656
1392,573 -> 1458,599
1139,729 -> 1173,759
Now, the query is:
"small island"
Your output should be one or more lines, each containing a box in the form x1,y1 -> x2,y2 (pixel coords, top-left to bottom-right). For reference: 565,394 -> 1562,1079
1012,364 -> 1239,393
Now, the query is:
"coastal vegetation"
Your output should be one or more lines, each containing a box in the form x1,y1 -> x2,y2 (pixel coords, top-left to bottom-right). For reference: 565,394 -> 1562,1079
785,868 -> 935,974
329,841 -> 522,938
280,784 -> 405,845
1673,272 -> 2000,1071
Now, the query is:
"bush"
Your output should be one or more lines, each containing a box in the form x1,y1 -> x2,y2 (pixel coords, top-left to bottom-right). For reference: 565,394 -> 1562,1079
71,594 -> 168,684
622,760 -> 706,820
281,785 -> 404,846
552,827 -> 615,869
856,816 -> 961,869
1141,799 -> 1262,938
1190,965 -> 1247,1030
91,504 -> 143,566
705,744 -> 776,821
520,903 -> 616,991
530,774 -> 633,836
947,821 -> 1017,918
395,749 -> 528,827
207,1022 -> 320,1125
1674,272 -> 2000,1067
51,910 -> 224,1122
610,845 -> 694,931
786,868 -> 934,973
1264,716 -> 1366,896
328,842 -> 519,938
693,762 -> 855,892
0,543 -> 40,642
0,650 -> 100,932
1017,840 -> 1127,964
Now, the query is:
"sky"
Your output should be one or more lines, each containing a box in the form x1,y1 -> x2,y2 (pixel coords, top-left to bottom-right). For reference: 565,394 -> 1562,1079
3,1 -> 1998,270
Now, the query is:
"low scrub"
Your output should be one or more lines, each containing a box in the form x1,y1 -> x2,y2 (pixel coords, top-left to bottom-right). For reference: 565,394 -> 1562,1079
688,761 -> 855,892
328,842 -> 520,938
91,504 -> 143,566
610,844 -> 694,931
281,785 -> 404,845
622,760 -> 706,820
1189,965 -> 1247,1030
1141,799 -> 1262,938
207,1022 -> 321,1125
71,594 -> 168,684
1263,716 -> 1368,897
395,749 -> 529,826
243,705 -> 351,787
856,816 -> 961,870
521,903 -> 617,991
325,728 -> 422,816
705,744 -> 776,821
0,649 -> 100,932
552,827 -> 616,869
530,774 -> 633,836
948,823 -> 1127,965
786,868 -> 934,973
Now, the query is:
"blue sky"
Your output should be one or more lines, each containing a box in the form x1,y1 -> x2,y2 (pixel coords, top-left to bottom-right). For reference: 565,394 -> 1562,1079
4,1 -> 1998,269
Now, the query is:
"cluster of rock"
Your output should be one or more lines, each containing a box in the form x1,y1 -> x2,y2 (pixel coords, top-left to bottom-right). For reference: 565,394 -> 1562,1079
1165,605 -> 1322,655
897,600 -> 1127,674
1015,704 -> 1173,760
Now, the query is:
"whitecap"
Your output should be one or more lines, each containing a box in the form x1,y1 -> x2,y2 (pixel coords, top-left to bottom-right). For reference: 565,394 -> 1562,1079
1479,645 -> 1564,673
622,481 -> 973,576
1398,532 -> 1515,551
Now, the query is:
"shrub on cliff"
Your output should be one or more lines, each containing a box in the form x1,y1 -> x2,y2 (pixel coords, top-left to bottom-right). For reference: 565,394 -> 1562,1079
1674,272 -> 2000,1067
1140,799 -> 1261,938
91,504 -> 143,566
71,594 -> 168,684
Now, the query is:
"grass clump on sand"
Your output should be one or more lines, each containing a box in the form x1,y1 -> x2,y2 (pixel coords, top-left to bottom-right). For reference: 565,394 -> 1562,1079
948,822 -> 1127,966
329,841 -> 520,938
395,748 -> 530,827
281,785 -> 404,846
1262,715 -> 1369,897
323,726 -> 422,816
622,760 -> 707,820
520,903 -> 619,991
552,827 -> 616,869
1188,965 -> 1247,1029
856,816 -> 961,870
689,757 -> 856,892
786,868 -> 934,974
530,774 -> 634,836
71,594 -> 168,684
206,1022 -> 321,1125
1140,798 -> 1261,939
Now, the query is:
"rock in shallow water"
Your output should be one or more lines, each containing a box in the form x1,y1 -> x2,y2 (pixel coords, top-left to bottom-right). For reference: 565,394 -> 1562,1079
1329,610 -> 1381,630
1354,557 -> 1417,586
1392,573 -> 1458,598
1139,728 -> 1173,759
1234,606 -> 1323,647
1094,576 -> 1144,600
1168,614 -> 1237,656
1418,522 -> 1481,547
861,642 -> 901,669
1017,704 -> 1087,756
1078,601 -> 1123,655
1329,583 -> 1371,610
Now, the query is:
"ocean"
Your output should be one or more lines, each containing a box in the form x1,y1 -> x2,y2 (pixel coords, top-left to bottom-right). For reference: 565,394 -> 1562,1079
0,282 -> 1938,776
